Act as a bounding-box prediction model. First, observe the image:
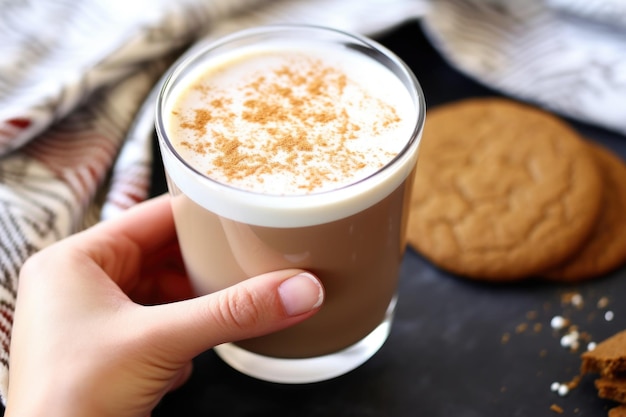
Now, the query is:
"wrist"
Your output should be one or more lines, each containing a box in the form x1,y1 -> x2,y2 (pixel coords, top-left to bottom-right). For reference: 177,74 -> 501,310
5,383 -> 96,417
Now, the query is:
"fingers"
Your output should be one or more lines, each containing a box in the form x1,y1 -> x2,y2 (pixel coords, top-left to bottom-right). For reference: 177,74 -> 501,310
89,194 -> 176,256
168,362 -> 193,391
142,269 -> 324,361
129,243 -> 192,304
59,195 -> 178,290
26,197 -> 324,375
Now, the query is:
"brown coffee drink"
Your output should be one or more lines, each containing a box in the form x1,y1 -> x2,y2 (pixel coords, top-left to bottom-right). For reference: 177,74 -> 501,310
156,25 -> 424,382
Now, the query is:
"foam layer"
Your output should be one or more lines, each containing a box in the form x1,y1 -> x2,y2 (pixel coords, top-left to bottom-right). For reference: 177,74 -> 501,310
158,30 -> 423,227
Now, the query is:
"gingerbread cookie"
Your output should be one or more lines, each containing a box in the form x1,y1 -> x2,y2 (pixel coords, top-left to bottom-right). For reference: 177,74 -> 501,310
407,98 -> 603,281
543,143 -> 626,281
581,330 -> 626,416
610,405 -> 626,417
595,378 -> 626,404
581,329 -> 626,378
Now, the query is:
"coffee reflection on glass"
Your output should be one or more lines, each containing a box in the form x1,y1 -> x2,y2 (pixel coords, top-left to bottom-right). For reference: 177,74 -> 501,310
155,25 -> 425,383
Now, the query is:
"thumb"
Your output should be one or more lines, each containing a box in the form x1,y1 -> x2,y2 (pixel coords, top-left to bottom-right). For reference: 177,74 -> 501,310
143,269 -> 324,361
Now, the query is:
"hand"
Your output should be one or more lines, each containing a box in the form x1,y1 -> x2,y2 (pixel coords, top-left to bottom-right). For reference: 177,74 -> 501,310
5,195 -> 324,417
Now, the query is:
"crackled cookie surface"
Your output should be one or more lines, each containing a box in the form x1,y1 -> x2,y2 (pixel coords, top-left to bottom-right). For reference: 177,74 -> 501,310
407,98 -> 603,281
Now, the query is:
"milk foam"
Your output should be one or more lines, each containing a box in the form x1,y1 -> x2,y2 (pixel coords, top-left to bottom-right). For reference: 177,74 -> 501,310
158,35 -> 423,227
166,43 -> 415,196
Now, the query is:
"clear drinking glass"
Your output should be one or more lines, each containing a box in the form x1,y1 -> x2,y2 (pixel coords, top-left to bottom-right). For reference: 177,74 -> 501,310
155,24 -> 425,383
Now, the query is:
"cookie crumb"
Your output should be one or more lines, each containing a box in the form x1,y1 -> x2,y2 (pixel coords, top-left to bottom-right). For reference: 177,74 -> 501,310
609,405 -> 626,417
551,316 -> 569,330
597,297 -> 610,309
561,330 -> 581,351
550,376 -> 581,398
566,375 -> 581,390
550,403 -> 564,414
561,292 -> 584,308
550,382 -> 569,396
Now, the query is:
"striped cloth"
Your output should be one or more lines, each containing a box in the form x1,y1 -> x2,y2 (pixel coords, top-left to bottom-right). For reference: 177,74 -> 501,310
422,0 -> 626,134
0,0 -> 624,403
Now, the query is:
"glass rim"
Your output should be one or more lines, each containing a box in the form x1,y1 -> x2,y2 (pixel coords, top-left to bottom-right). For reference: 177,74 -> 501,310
155,23 -> 426,201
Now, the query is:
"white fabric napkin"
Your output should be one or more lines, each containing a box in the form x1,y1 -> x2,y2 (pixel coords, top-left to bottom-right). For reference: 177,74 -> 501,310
0,0 -> 624,403
422,0 -> 626,134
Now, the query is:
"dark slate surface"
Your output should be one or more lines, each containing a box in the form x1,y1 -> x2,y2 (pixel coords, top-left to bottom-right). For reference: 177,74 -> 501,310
150,20 -> 626,417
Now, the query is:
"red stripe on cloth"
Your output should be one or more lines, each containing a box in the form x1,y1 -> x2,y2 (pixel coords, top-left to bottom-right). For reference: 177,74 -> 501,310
7,118 -> 31,129
106,168 -> 151,210
23,126 -> 120,203
0,118 -> 34,147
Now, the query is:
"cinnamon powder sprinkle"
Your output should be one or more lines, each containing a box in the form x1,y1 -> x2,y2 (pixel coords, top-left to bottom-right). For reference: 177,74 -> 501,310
174,54 -> 403,193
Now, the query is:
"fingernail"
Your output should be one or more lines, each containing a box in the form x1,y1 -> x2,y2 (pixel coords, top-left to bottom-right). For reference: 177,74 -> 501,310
278,273 -> 324,316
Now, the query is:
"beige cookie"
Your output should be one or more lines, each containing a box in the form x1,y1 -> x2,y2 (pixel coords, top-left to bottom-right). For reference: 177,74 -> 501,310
610,406 -> 626,417
407,98 -> 603,281
594,378 -> 626,404
544,143 -> 626,281
581,329 -> 626,378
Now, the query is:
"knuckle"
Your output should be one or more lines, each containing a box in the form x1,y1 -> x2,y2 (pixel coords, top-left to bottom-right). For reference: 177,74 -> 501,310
19,246 -> 62,286
213,286 -> 264,332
